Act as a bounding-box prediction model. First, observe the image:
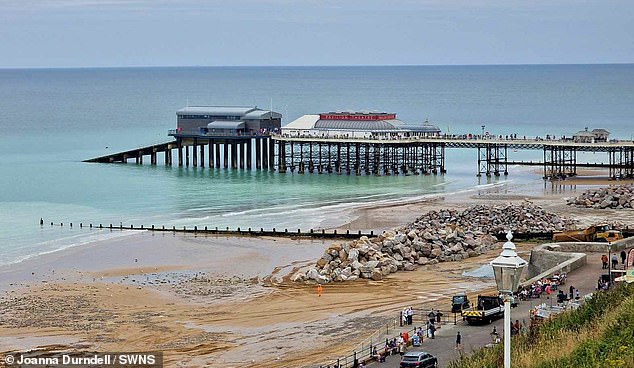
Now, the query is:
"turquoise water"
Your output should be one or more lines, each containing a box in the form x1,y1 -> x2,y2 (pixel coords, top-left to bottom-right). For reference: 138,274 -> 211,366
0,65 -> 633,265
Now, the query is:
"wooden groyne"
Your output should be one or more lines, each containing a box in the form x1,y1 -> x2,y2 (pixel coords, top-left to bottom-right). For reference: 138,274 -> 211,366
42,221 -> 376,240
41,220 -> 579,241
85,134 -> 634,180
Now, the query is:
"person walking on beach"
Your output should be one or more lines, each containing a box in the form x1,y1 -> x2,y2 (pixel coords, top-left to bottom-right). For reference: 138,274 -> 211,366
316,284 -> 323,297
601,254 -> 608,269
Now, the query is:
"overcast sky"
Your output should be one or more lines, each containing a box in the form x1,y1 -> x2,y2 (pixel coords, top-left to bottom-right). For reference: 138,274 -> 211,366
0,0 -> 632,68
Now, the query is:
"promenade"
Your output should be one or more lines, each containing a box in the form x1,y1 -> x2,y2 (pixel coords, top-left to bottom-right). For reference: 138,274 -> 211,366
374,253 -> 604,368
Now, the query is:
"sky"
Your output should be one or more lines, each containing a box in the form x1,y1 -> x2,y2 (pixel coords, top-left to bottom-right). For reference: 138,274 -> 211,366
0,0 -> 632,68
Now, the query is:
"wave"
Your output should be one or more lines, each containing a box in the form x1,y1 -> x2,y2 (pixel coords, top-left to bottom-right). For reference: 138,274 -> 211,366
3,229 -> 140,266
169,178 -> 519,230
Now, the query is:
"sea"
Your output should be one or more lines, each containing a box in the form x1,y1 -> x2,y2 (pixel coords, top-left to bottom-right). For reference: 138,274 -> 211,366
0,64 -> 633,266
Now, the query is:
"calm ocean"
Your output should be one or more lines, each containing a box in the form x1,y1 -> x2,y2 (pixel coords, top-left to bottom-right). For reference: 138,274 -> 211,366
0,64 -> 632,265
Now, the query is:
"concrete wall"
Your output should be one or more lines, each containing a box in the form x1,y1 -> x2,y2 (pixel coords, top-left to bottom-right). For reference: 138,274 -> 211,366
523,237 -> 634,287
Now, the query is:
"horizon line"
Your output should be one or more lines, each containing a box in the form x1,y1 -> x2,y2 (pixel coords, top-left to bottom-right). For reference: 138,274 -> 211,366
1,62 -> 633,71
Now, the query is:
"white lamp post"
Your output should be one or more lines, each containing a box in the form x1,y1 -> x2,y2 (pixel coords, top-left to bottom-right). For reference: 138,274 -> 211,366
490,231 -> 527,368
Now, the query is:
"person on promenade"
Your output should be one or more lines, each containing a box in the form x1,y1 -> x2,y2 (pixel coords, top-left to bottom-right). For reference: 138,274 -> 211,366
569,285 -> 574,300
621,250 -> 627,265
491,326 -> 500,344
601,254 -> 608,269
456,331 -> 462,349
612,254 -> 619,270
428,309 -> 436,324
397,334 -> 405,356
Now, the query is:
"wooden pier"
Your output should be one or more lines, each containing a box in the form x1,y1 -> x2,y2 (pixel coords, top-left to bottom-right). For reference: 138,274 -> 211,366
85,134 -> 634,180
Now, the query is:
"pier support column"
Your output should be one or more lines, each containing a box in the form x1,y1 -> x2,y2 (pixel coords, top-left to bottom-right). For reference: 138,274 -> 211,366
246,139 -> 253,169
185,145 -> 190,167
151,149 -> 157,165
208,142 -> 213,168
255,139 -> 262,169
336,144 -> 342,174
199,143 -> 205,168
269,138 -> 275,170
165,147 -> 172,166
192,139 -> 198,167
223,143 -> 229,168
178,143 -> 183,167
215,142 -> 221,168
277,140 -> 287,173
231,142 -> 237,169
262,138 -> 269,170
239,142 -> 245,169
355,143 -> 361,176
289,141 -> 295,172
318,143 -> 323,173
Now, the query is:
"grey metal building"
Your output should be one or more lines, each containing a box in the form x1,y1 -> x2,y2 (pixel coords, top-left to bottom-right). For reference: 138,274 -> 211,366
175,106 -> 282,136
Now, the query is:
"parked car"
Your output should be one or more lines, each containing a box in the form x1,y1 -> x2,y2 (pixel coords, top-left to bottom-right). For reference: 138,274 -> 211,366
399,351 -> 438,368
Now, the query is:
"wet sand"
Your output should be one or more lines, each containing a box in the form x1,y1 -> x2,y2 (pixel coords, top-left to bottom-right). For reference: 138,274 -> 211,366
1,178 -> 632,367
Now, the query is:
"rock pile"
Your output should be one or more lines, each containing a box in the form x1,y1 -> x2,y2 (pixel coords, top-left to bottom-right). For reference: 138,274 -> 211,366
567,185 -> 634,209
292,203 -> 574,284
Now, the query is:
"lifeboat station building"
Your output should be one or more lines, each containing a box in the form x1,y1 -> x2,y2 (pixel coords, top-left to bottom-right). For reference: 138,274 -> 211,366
173,106 -> 282,136
280,111 -> 441,138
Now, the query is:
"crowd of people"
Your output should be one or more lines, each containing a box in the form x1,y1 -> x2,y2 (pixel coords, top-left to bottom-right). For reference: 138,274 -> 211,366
517,273 -> 567,300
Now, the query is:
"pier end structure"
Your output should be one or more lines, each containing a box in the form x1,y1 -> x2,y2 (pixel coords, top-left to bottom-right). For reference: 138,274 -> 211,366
166,105 -> 281,170
85,105 -> 282,170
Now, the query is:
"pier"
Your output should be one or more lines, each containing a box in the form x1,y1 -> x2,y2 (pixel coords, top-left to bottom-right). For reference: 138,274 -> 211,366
84,107 -> 634,180
85,135 -> 634,180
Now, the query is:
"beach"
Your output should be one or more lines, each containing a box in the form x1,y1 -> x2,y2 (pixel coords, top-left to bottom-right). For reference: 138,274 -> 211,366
1,177 -> 630,367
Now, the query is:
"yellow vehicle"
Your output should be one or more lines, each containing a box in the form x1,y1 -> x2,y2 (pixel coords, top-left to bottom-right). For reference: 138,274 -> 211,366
552,224 -> 623,242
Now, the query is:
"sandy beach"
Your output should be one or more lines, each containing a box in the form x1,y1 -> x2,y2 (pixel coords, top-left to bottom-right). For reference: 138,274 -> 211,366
1,177 -> 632,367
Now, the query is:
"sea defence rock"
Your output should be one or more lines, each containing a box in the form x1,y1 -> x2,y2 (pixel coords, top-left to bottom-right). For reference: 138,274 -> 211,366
295,202 -> 575,284
567,185 -> 634,209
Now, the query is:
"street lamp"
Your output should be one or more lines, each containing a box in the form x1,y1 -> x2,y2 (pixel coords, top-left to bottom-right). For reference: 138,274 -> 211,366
608,241 -> 612,287
490,231 -> 527,368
